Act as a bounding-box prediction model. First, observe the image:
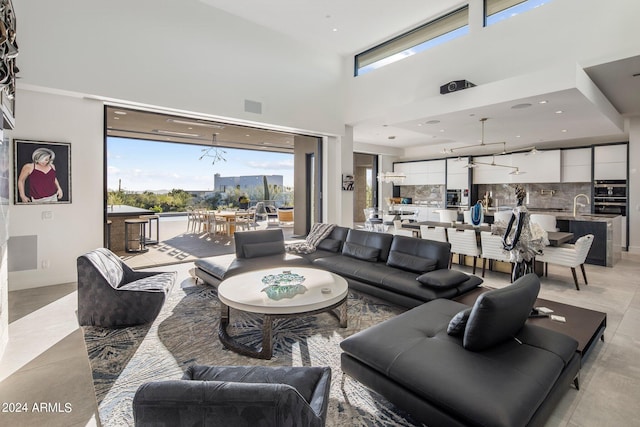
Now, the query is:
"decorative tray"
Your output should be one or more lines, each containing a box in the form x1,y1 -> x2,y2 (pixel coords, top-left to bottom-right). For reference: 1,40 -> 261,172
261,272 -> 307,300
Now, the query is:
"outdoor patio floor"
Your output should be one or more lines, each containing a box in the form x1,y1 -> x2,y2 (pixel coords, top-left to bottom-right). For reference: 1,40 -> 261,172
118,215 -> 299,269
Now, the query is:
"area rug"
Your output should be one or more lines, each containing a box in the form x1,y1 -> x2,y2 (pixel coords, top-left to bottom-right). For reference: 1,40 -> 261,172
82,278 -> 424,426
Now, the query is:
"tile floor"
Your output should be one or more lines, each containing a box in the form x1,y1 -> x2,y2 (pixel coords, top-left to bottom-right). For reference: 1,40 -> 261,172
1,220 -> 639,426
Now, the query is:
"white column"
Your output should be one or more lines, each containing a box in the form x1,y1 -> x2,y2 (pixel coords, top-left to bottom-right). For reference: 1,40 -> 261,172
628,117 -> 640,254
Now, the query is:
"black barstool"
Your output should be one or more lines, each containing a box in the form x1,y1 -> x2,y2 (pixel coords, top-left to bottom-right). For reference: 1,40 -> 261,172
124,218 -> 149,253
139,214 -> 160,245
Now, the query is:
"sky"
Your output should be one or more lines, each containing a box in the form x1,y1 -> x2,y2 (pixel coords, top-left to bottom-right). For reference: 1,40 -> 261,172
107,137 -> 294,192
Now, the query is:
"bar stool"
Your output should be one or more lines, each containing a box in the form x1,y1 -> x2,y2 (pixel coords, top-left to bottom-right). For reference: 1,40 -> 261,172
139,214 -> 160,245
125,218 -> 149,253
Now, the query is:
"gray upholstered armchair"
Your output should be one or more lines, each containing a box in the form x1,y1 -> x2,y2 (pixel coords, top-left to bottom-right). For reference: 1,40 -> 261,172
77,248 -> 176,327
133,365 -> 332,427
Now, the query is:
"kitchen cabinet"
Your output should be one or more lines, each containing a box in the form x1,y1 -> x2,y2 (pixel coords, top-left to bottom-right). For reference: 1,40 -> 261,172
510,150 -> 561,183
561,148 -> 591,183
394,160 -> 445,185
472,155 -> 510,184
594,144 -> 627,180
446,157 -> 470,189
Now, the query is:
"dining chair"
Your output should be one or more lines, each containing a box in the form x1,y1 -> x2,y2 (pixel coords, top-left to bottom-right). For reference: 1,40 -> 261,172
536,234 -> 594,290
446,228 -> 481,274
393,220 -> 414,237
493,210 -> 513,225
529,214 -> 559,232
234,211 -> 251,232
216,214 -> 232,236
480,231 -> 513,280
438,209 -> 459,223
419,225 -> 447,242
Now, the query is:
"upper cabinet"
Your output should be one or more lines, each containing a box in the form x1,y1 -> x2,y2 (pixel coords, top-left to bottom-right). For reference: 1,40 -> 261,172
472,155 -> 509,184
446,157 -> 470,189
510,150 -> 561,183
394,159 -> 445,185
593,144 -> 627,180
561,148 -> 591,182
472,150 -> 561,184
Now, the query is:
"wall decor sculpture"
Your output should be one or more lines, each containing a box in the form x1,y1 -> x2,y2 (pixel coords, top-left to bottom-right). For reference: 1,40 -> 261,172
0,0 -> 17,129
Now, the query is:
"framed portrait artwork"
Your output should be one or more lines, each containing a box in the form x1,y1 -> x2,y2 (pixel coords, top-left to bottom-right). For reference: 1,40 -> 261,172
342,174 -> 354,191
13,139 -> 71,204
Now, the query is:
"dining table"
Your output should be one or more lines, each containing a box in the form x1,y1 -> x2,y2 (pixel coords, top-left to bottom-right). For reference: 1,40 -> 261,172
403,221 -> 574,247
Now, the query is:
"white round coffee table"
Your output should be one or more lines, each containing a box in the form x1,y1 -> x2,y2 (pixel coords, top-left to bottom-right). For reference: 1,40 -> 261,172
217,267 -> 348,359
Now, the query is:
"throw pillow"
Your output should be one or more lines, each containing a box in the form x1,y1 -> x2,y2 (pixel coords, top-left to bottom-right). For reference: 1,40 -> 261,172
463,273 -> 540,352
386,250 -> 437,274
342,242 -> 380,262
447,308 -> 472,336
243,241 -> 285,259
416,269 -> 469,289
317,238 -> 342,252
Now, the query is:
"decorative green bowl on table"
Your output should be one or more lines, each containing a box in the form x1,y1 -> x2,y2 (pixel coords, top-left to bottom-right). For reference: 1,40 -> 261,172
261,272 -> 307,300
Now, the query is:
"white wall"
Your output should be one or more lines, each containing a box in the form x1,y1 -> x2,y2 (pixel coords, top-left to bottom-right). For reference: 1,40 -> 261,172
346,0 -> 640,128
629,117 -> 640,254
7,89 -> 104,290
14,0 -> 345,136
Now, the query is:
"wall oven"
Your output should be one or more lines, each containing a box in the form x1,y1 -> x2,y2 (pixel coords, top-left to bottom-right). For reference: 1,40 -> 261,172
593,180 -> 627,215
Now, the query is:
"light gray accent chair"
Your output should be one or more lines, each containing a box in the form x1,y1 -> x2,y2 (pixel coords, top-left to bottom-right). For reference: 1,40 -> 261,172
133,365 -> 332,427
77,248 -> 176,327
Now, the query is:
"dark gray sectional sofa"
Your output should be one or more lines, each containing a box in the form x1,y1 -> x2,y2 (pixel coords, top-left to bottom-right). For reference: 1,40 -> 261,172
194,226 -> 483,308
194,227 -> 580,427
340,274 -> 580,427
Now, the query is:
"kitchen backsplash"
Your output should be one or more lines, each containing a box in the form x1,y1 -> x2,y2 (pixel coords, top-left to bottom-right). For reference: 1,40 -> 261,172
477,183 -> 592,211
397,185 -> 444,204
397,182 -> 592,212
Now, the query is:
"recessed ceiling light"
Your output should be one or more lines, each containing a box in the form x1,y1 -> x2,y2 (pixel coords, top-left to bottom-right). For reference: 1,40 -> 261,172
153,129 -> 200,137
113,111 -> 127,115
511,103 -> 532,109
561,129 -> 568,132
425,120 -> 440,124
555,110 -> 564,114
166,118 -> 225,129
538,100 -> 548,104
113,117 -> 120,120
245,134 -> 251,137
332,28 -> 338,32
439,129 -> 445,132
515,135 -> 521,138
417,123 -> 423,127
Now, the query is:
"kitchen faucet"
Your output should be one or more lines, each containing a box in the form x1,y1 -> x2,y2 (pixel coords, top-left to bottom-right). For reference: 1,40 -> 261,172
573,193 -> 590,217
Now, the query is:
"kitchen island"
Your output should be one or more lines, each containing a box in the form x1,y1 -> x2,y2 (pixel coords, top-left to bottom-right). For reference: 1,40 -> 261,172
485,210 -> 621,267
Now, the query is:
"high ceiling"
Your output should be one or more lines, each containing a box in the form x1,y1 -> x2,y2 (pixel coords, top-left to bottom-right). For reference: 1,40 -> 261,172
111,1 -> 640,155
106,107 -> 299,153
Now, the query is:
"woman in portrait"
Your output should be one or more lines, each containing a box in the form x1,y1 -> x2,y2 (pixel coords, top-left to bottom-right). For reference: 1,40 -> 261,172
17,147 -> 64,203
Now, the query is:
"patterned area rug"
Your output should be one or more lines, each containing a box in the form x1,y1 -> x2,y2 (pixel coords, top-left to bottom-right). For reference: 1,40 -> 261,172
82,278 -> 424,426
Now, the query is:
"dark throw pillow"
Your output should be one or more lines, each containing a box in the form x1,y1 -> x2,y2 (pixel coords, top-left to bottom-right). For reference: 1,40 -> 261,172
416,269 -> 469,289
243,241 -> 285,259
386,250 -> 438,274
342,242 -> 380,262
317,238 -> 342,252
447,308 -> 472,336
463,273 -> 540,352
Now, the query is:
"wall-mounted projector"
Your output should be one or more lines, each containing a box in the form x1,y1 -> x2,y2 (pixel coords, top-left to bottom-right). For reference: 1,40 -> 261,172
440,80 -> 476,94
